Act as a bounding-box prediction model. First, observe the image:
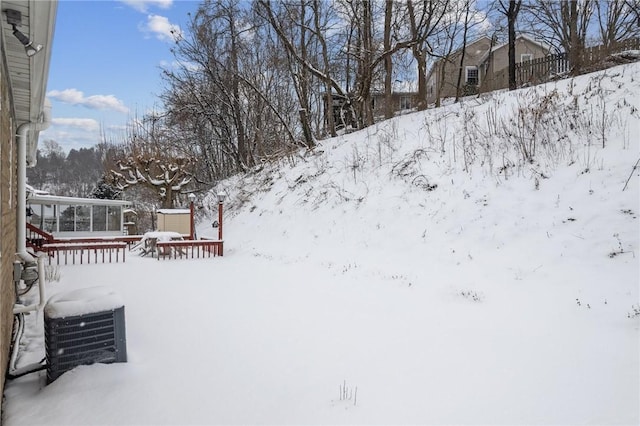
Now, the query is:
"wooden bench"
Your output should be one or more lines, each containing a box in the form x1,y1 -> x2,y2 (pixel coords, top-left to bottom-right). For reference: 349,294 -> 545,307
42,242 -> 128,265
155,239 -> 223,260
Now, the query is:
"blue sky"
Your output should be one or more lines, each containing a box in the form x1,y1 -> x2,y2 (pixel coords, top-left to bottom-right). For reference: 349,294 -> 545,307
40,0 -> 200,153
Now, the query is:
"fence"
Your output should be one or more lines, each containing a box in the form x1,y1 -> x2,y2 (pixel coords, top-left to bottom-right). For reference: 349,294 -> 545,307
483,37 -> 640,93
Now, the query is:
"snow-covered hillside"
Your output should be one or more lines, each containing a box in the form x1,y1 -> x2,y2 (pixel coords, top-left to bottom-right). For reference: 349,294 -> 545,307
3,62 -> 639,425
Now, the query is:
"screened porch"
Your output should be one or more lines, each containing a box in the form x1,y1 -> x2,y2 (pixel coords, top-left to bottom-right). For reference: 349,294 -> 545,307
27,194 -> 132,238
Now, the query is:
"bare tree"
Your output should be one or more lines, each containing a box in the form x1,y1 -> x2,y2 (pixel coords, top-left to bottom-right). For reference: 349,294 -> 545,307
163,0 -> 302,182
406,0 -> 449,111
311,0 -> 338,136
258,1 -> 316,148
497,0 -> 523,90
427,0 -> 477,107
163,0 -> 255,173
524,0 -> 594,75
260,0 -> 417,130
626,0 -> 640,28
351,0 -> 376,126
107,116 -> 196,209
383,0 -> 394,119
594,0 -> 639,49
258,0 -> 355,127
454,1 -> 473,102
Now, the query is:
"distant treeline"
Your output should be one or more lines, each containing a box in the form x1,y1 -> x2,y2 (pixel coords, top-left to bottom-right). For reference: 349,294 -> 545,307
26,140 -> 107,198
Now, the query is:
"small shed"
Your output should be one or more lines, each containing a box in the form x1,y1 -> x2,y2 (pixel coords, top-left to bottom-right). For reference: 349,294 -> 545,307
156,209 -> 190,235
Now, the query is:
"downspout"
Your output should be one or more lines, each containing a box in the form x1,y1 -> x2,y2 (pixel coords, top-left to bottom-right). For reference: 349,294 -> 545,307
14,99 -> 52,315
16,99 -> 51,262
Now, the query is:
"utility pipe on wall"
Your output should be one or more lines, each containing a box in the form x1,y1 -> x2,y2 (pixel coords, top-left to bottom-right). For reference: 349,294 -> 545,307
15,99 -> 51,263
13,256 -> 46,315
14,100 -> 51,315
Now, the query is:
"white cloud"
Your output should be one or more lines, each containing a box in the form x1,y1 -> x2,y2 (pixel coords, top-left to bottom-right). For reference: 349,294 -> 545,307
141,14 -> 183,42
160,59 -> 199,72
119,0 -> 172,13
40,119 -> 103,152
47,89 -> 129,114
51,118 -> 101,132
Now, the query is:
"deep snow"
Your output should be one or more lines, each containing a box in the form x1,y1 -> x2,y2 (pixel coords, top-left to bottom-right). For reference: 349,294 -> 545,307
3,62 -> 639,425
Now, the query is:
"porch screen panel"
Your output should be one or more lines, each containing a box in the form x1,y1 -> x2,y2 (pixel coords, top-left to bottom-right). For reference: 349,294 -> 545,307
93,206 -> 107,231
60,206 -> 75,231
76,205 -> 90,231
42,205 -> 57,233
107,206 -> 122,231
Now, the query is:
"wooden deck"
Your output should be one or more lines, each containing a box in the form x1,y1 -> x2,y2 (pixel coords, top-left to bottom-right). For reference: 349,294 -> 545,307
26,223 -> 224,264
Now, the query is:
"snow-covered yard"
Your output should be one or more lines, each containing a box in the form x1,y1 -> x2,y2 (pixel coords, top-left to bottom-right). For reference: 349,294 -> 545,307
3,62 -> 639,425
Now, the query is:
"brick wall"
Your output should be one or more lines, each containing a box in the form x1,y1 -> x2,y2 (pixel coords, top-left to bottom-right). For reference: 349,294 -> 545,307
1,43 -> 18,406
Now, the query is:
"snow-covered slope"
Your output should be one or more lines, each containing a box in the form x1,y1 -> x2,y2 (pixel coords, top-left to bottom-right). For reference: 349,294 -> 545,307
3,62 -> 639,425
220,62 -> 639,289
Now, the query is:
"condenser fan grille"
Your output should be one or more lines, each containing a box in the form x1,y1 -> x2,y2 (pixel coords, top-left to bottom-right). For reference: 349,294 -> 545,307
45,307 -> 127,383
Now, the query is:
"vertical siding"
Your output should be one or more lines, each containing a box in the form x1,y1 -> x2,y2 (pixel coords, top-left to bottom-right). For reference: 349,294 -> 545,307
157,213 -> 190,235
0,46 -> 18,400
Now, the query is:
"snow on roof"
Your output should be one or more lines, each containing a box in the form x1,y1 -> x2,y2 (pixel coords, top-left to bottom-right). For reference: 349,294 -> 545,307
44,286 -> 124,319
25,184 -> 50,196
157,209 -> 190,214
28,194 -> 131,206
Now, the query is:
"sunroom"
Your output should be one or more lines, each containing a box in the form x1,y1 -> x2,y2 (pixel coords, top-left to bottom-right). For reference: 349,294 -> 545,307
27,193 -> 132,238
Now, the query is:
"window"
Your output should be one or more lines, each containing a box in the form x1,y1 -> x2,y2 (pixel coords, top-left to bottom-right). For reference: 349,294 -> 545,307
521,53 -> 533,62
465,66 -> 479,86
400,96 -> 411,110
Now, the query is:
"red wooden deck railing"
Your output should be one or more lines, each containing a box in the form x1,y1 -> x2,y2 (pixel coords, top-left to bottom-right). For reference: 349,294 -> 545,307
26,223 -> 142,264
26,223 -> 224,264
42,242 -> 128,265
155,239 -> 223,260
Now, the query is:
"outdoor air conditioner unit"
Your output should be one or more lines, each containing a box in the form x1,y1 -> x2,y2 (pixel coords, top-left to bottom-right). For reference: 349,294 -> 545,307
44,287 -> 127,384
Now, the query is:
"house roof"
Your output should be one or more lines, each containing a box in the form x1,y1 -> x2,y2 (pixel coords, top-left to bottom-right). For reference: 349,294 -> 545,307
2,0 -> 57,161
27,194 -> 132,207
157,209 -> 190,214
478,34 -> 552,65
426,35 -> 492,81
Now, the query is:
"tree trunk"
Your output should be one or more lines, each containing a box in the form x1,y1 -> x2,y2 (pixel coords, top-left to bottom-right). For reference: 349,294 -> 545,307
455,4 -> 471,103
312,0 -> 336,137
507,0 -> 522,90
384,0 -> 394,120
299,108 -> 315,149
229,13 -> 248,169
568,0 -> 582,75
